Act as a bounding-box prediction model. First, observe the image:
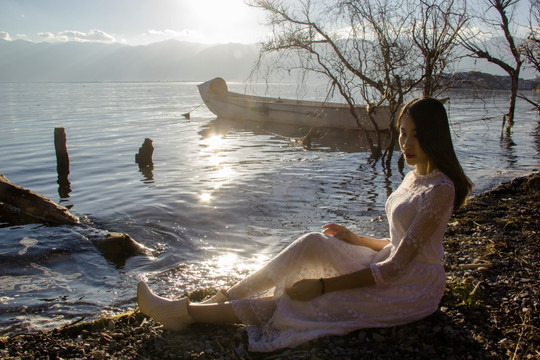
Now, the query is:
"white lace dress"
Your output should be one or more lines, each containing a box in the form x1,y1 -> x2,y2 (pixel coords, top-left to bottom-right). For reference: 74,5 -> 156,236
229,170 -> 455,352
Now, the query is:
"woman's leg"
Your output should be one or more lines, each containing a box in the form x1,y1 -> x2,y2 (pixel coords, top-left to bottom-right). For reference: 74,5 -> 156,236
138,281 -> 240,328
137,281 -> 192,330
222,232 -> 333,301
139,280 -> 281,329
201,272 -> 275,304
188,302 -> 240,323
225,268 -> 275,300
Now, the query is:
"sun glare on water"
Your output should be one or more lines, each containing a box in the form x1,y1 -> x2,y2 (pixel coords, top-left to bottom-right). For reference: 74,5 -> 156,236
211,253 -> 270,278
198,134 -> 238,203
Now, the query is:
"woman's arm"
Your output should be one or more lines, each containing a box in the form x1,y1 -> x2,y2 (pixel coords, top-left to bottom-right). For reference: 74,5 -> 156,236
285,224 -> 388,300
322,223 -> 390,251
372,183 -> 455,285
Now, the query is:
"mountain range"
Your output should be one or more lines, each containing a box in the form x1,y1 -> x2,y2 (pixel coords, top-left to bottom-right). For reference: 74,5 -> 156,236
0,39 -> 259,82
0,39 -> 537,84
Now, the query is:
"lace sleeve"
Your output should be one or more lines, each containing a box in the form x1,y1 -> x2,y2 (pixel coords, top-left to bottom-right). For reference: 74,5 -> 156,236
370,183 -> 454,285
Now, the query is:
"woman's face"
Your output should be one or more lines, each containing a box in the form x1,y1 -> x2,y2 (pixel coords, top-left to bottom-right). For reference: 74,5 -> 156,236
399,114 -> 430,175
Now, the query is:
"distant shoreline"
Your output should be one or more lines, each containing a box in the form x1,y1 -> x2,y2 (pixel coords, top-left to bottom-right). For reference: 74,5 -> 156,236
0,75 -> 538,93
446,71 -> 539,91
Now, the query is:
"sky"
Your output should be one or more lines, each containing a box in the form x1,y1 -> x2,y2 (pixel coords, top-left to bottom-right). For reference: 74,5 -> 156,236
0,0 -> 534,48
0,0 -> 269,45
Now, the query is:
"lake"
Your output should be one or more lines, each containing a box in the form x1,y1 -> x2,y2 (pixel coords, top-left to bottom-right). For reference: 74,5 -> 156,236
0,81 -> 538,335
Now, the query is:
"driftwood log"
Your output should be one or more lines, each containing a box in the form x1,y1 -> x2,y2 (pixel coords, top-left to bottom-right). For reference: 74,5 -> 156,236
0,174 -> 79,224
0,174 -> 154,265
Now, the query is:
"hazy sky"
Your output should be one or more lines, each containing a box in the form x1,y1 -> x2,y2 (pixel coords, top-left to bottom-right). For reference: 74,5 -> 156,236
0,0 -> 533,46
0,0 -> 269,45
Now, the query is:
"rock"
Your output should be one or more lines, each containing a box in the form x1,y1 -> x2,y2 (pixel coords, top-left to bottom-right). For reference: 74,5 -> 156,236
91,350 -> 105,360
523,173 -> 540,192
372,333 -> 385,343
92,232 -> 154,267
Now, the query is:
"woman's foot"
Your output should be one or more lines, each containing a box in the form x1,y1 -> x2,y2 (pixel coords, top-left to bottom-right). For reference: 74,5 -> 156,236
202,289 -> 230,304
137,281 -> 192,331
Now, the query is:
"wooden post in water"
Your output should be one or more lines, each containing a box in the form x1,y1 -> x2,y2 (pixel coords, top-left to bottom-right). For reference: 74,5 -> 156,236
54,127 -> 71,198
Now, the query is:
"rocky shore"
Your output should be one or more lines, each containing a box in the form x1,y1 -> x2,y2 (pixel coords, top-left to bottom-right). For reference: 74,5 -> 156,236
1,172 -> 538,360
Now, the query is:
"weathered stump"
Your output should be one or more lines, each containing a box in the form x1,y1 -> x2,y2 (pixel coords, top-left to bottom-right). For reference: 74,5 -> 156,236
135,138 -> 154,168
0,174 -> 79,224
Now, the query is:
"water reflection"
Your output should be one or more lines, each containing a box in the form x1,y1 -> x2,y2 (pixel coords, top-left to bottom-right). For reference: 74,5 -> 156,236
200,117 -> 398,153
534,121 -> 540,155
500,134 -> 518,168
153,252 -> 270,294
198,134 -> 239,203
359,162 -> 380,211
202,134 -> 225,150
199,192 -> 212,203
57,174 -> 72,199
207,252 -> 270,282
137,163 -> 154,183
198,116 -> 404,222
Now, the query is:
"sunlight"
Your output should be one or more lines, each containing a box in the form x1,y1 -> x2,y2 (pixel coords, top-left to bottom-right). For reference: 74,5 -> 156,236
213,166 -> 235,188
208,153 -> 223,167
198,133 -> 239,202
203,135 -> 225,151
183,0 -> 265,44
215,253 -> 238,272
199,192 -> 212,203
211,253 -> 270,277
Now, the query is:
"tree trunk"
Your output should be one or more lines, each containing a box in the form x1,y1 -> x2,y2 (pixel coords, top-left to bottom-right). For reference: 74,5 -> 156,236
0,174 -> 79,225
507,70 -> 520,130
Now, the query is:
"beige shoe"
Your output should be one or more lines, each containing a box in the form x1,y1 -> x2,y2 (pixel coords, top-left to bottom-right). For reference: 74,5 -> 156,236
202,289 -> 230,304
137,281 -> 192,331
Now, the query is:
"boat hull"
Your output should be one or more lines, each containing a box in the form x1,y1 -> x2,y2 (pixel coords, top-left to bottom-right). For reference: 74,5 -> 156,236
197,78 -> 391,131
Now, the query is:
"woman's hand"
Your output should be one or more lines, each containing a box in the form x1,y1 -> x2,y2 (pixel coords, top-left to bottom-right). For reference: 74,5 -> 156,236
322,223 -> 353,243
285,279 -> 323,301
322,223 -> 389,251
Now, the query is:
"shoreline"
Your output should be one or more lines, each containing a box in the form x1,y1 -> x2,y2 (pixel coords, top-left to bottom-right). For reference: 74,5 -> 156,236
1,171 -> 538,359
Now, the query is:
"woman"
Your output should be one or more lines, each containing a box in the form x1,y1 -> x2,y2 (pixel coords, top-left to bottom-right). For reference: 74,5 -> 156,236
137,97 -> 474,352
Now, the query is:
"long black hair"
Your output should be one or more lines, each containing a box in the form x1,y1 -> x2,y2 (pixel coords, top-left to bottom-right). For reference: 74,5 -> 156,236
398,97 -> 474,210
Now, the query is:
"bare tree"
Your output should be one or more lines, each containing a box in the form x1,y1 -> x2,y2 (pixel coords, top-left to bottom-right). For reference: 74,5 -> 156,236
522,0 -> 540,73
412,0 -> 468,96
518,0 -> 540,111
248,0 -> 417,162
248,0 -> 468,168
458,0 -> 524,134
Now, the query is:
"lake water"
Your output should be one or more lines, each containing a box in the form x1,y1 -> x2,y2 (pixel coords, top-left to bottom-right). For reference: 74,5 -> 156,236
0,82 -> 538,335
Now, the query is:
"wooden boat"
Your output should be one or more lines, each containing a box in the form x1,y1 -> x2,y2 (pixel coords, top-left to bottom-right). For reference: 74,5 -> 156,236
197,77 -> 392,131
